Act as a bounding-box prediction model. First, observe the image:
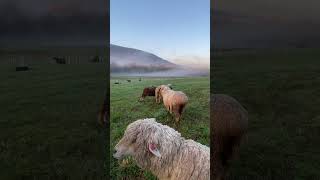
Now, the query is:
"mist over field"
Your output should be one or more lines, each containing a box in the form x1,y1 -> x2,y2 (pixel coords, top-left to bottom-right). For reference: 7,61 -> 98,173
111,66 -> 209,77
110,44 -> 209,77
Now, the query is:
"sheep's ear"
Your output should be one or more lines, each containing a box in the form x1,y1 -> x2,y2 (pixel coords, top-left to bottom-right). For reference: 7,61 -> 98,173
148,143 -> 161,157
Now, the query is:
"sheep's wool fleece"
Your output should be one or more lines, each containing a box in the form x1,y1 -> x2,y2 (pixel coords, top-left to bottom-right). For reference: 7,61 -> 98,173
162,90 -> 188,107
125,118 -> 210,180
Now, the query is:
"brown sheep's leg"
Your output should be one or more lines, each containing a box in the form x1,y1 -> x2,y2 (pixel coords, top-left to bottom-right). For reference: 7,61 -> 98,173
175,104 -> 184,123
166,104 -> 170,113
173,112 -> 182,130
175,112 -> 181,123
172,105 -> 180,123
158,95 -> 162,104
165,105 -> 171,117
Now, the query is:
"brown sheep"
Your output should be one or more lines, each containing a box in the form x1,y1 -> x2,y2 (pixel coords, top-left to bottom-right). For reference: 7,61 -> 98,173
139,86 -> 156,101
211,94 -> 248,180
156,85 -> 188,122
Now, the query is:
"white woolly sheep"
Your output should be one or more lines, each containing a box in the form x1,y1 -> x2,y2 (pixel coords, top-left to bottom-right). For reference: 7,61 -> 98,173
113,118 -> 210,180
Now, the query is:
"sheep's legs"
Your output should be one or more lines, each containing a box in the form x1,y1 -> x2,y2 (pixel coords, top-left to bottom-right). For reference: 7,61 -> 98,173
166,104 -> 173,114
175,114 -> 181,123
174,115 -> 181,130
173,107 -> 181,122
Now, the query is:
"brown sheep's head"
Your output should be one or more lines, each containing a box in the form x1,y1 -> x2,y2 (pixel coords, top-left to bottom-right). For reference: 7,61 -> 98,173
113,119 -> 162,160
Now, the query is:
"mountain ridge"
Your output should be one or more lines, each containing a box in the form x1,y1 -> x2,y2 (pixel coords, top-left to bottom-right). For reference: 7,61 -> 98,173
110,44 -> 177,73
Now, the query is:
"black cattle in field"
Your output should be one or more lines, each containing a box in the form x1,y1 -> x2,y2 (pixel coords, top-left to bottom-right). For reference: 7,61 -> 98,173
53,57 -> 66,64
127,79 -> 131,82
16,66 -> 29,71
91,56 -> 100,63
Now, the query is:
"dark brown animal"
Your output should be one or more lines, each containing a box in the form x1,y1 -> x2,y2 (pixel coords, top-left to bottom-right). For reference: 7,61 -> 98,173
91,55 -> 100,63
139,86 -> 156,101
16,66 -> 30,71
98,93 -> 109,126
211,94 -> 248,180
53,57 -> 66,64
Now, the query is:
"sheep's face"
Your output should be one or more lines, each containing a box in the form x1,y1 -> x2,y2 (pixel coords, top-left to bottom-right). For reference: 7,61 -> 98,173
113,119 -> 162,160
113,135 -> 137,160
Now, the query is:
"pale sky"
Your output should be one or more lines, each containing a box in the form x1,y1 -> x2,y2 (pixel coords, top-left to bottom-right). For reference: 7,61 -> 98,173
111,0 -> 210,68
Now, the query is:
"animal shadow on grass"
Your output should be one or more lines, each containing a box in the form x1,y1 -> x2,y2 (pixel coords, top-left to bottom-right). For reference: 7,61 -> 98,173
138,97 -> 156,104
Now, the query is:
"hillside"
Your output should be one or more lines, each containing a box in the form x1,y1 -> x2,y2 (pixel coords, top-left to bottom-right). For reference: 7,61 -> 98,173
110,44 -> 177,73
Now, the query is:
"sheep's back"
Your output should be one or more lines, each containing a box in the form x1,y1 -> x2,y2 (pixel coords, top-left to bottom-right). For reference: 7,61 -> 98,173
210,94 -> 248,179
170,140 -> 210,180
163,90 -> 188,105
211,94 -> 248,136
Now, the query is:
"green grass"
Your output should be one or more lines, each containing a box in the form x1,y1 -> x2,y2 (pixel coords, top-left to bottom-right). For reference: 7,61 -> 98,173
0,62 -> 108,179
110,76 -> 210,179
212,48 -> 320,179
4,47 -> 319,179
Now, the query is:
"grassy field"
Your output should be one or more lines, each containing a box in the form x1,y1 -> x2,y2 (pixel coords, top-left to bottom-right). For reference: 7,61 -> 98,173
110,76 -> 210,179
0,55 -> 108,179
212,48 -> 320,179
3,47 -> 319,179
